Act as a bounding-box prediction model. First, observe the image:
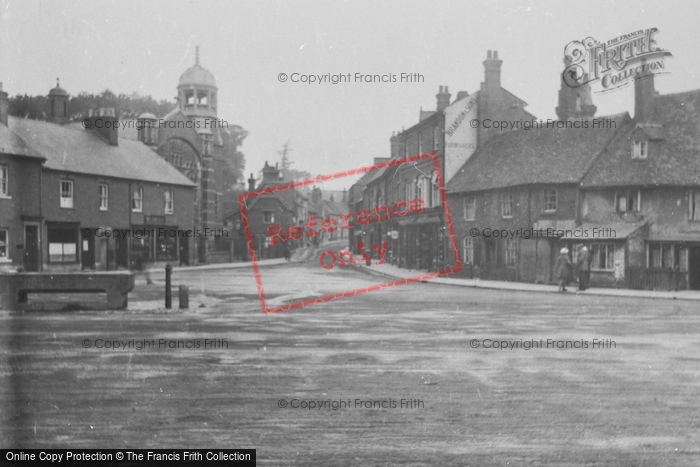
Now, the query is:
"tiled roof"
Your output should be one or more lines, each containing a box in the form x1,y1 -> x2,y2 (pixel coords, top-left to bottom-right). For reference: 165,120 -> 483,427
245,181 -> 301,214
323,199 -> 350,216
559,222 -> 646,240
447,114 -> 629,193
0,124 -> 44,159
8,117 -> 195,186
582,89 -> 700,187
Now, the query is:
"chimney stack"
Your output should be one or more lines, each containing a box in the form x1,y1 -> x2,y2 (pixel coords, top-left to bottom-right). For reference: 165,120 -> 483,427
248,173 -> 255,192
262,160 -> 281,182
0,83 -> 8,126
436,85 -> 451,111
634,60 -> 656,122
390,131 -> 401,158
483,49 -> 503,90
86,107 -> 119,145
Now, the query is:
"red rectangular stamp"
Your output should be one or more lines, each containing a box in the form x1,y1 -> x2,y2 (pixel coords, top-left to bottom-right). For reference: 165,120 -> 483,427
239,152 -> 461,314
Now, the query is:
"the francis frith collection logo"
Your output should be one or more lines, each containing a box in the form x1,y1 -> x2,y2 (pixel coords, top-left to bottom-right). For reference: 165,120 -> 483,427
562,27 -> 672,92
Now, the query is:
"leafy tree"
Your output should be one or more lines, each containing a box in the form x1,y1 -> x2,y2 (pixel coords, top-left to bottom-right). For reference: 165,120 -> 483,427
278,141 -> 312,182
219,125 -> 248,188
9,89 -> 176,121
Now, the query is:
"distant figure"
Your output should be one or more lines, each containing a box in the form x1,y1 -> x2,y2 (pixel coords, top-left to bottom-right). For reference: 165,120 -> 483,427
283,243 -> 291,261
555,248 -> 572,292
132,253 -> 153,285
576,246 -> 592,291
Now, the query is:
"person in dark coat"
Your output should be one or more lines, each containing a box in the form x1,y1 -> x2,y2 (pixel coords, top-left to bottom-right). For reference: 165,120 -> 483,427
576,246 -> 593,291
555,247 -> 572,292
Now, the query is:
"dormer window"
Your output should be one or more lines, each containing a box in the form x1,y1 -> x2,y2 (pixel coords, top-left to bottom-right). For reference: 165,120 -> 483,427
632,140 -> 648,160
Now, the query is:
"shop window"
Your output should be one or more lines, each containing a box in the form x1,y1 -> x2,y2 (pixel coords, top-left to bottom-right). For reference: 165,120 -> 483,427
48,227 -> 78,263
156,230 -> 178,261
648,243 -> 687,271
591,243 -> 615,270
462,237 -> 473,265
132,236 -> 153,262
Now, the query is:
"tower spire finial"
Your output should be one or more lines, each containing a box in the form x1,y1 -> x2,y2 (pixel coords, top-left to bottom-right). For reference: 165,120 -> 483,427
195,46 -> 200,66
56,77 -> 60,88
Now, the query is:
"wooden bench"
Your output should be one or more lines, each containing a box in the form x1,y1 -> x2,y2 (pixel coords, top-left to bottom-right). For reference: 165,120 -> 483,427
0,271 -> 134,311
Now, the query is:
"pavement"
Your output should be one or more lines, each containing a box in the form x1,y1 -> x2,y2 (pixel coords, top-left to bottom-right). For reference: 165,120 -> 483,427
146,257 -> 291,274
144,241 -> 700,302
144,241 -> 335,274
356,260 -> 700,302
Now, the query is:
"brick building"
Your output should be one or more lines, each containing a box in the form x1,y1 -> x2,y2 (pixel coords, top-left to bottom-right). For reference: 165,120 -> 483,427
2,81 -> 195,273
447,60 -> 700,291
355,51 -> 533,271
0,83 -> 45,273
446,113 -> 627,282
121,48 -> 233,263
226,162 -> 308,260
578,73 -> 700,290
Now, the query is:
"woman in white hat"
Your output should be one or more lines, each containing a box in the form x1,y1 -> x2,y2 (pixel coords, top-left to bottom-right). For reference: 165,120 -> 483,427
555,247 -> 572,292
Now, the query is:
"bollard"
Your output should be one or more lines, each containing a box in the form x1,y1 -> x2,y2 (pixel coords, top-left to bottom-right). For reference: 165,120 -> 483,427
165,263 -> 172,309
179,285 -> 189,309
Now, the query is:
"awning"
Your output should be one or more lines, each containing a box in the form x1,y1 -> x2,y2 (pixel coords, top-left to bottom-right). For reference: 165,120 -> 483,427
558,222 -> 646,240
396,215 -> 442,226
647,229 -> 700,242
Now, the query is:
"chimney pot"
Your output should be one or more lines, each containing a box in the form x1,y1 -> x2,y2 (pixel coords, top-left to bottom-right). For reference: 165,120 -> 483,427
436,85 -> 452,112
488,50 -> 492,59
494,50 -> 498,59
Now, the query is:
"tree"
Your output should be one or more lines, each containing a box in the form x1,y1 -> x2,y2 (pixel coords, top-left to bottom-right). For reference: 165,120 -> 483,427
9,89 -> 177,121
219,125 -> 248,188
277,141 -> 312,182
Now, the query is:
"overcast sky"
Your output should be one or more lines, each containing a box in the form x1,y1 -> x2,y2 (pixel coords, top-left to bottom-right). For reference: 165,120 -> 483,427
1,0 -> 698,190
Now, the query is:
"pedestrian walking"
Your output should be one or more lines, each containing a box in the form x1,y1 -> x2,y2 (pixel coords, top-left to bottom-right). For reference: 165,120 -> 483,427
576,246 -> 592,291
131,253 -> 153,285
555,247 -> 572,292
